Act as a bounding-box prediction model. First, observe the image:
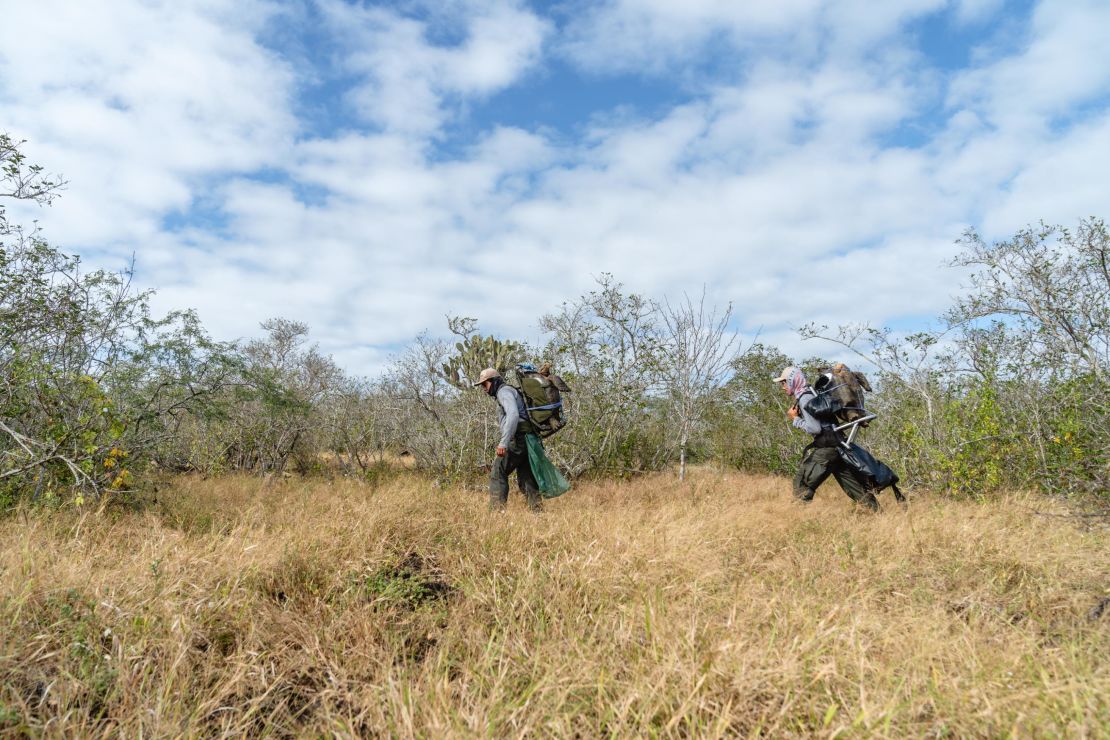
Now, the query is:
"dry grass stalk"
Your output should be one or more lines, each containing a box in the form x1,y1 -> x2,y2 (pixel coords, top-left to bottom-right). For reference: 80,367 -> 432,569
1,470 -> 1107,737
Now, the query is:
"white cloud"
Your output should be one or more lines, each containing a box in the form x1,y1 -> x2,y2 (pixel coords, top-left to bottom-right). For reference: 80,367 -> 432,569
3,0 -> 1108,378
0,0 -> 296,253
558,0 -> 821,74
953,0 -> 1005,25
558,0 -> 946,75
319,0 -> 550,136
948,0 -> 1110,129
981,113 -> 1110,237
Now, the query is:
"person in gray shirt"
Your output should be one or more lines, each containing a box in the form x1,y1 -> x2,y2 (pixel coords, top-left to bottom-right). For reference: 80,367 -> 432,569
773,366 -> 878,511
474,368 -> 542,512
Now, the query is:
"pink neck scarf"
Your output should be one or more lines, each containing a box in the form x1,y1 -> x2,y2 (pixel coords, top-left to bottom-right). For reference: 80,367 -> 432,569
788,368 -> 808,399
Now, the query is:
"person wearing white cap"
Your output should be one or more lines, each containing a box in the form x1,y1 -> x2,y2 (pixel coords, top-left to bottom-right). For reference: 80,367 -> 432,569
474,368 -> 542,512
773,366 -> 878,511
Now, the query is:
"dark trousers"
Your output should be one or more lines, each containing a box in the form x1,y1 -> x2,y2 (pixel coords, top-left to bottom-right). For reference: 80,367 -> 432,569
489,439 -> 541,511
793,445 -> 879,511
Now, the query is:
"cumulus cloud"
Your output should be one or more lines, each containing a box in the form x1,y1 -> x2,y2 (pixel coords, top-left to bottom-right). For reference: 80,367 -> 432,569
318,0 -> 550,136
0,0 -> 296,250
2,0 -> 1108,375
557,0 -> 946,75
948,0 -> 1110,130
952,0 -> 1005,25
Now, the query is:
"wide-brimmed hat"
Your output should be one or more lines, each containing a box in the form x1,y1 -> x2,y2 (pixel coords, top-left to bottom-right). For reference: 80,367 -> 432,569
772,366 -> 797,383
473,367 -> 501,386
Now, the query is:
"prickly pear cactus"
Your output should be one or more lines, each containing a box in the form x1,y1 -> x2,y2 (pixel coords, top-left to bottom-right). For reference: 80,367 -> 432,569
438,334 -> 525,389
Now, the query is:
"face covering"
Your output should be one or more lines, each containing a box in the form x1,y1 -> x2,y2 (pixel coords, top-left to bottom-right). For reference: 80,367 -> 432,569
485,377 -> 502,397
788,368 -> 808,398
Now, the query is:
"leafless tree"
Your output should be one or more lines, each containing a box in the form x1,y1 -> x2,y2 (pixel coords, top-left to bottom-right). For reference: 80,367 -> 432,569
540,275 -> 668,476
384,333 -> 493,482
656,289 -> 743,480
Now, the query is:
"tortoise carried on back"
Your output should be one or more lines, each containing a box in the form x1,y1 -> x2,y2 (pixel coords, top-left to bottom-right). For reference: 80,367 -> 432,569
809,362 -> 872,426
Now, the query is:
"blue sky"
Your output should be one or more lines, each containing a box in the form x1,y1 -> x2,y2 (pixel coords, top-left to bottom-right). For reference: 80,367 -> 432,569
2,0 -> 1108,373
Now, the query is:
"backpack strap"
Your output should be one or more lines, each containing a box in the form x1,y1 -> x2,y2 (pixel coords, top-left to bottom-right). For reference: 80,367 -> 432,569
526,401 -> 562,412
507,385 -> 529,422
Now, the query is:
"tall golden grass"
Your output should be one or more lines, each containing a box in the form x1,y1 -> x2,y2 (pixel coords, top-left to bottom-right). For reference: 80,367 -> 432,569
1,470 -> 1106,737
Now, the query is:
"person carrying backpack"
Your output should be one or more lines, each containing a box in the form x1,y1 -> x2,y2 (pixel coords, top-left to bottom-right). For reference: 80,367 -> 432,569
474,367 -> 542,512
773,366 -> 879,511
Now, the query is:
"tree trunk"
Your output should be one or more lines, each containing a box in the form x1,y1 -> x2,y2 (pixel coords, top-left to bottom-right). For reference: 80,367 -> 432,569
679,431 -> 688,481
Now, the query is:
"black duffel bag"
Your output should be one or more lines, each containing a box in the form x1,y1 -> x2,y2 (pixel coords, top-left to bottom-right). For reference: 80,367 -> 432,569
838,442 -> 906,503
802,390 -> 842,422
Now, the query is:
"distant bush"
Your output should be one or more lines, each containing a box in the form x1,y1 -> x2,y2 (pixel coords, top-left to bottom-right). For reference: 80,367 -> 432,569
3,134 -> 1105,504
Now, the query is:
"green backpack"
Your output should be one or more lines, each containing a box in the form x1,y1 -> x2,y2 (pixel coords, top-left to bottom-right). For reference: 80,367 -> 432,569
512,364 -> 567,437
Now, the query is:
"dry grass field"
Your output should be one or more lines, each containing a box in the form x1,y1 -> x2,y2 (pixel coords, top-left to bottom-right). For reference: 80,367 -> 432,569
1,470 -> 1107,737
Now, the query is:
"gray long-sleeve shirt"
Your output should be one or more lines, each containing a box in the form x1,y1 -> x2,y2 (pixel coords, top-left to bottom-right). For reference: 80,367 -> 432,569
495,384 -> 524,448
792,390 -> 826,436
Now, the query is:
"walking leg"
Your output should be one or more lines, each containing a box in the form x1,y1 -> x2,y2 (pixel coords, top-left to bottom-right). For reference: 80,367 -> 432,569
489,455 -> 510,511
793,446 -> 833,502
832,464 -> 879,511
513,450 -> 542,512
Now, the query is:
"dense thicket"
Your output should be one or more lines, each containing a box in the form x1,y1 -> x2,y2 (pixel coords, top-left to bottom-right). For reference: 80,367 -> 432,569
2,136 -> 1106,506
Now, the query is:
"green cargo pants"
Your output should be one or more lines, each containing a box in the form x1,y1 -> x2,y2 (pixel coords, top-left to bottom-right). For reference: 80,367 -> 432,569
489,434 -> 542,512
793,445 -> 879,511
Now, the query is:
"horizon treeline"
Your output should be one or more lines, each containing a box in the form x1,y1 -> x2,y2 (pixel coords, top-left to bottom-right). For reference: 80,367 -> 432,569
2,134 -> 1107,507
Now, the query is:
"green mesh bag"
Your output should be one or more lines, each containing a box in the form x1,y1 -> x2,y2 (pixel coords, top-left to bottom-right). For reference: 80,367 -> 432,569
525,434 -> 571,498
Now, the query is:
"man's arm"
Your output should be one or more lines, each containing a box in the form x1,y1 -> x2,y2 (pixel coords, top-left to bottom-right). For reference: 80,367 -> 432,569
496,387 -> 520,449
792,393 -> 824,435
